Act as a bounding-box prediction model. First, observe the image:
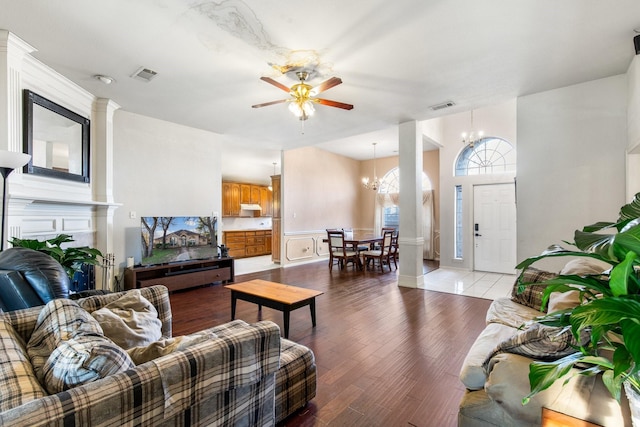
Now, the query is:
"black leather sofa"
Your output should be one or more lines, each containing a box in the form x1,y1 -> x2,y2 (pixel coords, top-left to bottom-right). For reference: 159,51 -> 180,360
0,247 -> 71,311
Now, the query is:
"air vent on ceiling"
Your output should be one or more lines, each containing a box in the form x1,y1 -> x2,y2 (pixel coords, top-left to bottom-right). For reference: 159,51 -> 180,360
430,101 -> 455,111
131,67 -> 158,82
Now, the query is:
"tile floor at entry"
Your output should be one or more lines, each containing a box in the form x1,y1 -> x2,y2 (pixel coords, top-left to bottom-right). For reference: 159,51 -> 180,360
234,256 -> 515,301
421,268 -> 515,300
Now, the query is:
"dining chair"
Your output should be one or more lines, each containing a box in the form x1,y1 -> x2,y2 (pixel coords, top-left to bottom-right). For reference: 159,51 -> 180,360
389,233 -> 399,270
375,227 -> 396,250
342,228 -> 369,253
381,227 -> 396,235
361,230 -> 394,272
327,229 -> 361,272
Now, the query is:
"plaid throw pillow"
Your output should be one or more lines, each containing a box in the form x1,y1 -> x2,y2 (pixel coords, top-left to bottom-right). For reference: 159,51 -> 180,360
483,323 -> 590,373
511,267 -> 557,312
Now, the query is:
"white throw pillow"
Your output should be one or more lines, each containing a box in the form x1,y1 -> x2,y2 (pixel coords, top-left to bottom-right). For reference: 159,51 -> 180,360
91,289 -> 162,349
547,290 -> 582,313
559,258 -> 610,275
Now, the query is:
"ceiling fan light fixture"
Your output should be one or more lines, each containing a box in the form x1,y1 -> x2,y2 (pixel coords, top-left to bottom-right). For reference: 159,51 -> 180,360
252,70 -> 353,127
302,100 -> 315,116
288,102 -> 303,117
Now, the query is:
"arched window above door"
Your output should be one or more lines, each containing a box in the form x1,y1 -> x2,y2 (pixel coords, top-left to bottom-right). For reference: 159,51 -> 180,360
455,137 -> 515,176
378,167 -> 432,194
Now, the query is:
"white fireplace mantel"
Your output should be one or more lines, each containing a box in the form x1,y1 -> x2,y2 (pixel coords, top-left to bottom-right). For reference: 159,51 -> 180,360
11,194 -> 121,208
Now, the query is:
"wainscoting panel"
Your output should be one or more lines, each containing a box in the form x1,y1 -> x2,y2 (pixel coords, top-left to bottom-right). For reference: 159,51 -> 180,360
62,218 -> 92,232
315,237 -> 329,257
20,218 -> 57,234
285,237 -> 315,261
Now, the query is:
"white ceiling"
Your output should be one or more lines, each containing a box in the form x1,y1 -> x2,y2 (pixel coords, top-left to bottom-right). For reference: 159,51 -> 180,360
2,0 -> 639,182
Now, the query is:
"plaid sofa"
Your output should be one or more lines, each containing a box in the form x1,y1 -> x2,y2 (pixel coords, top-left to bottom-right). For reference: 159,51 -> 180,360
0,285 -> 316,426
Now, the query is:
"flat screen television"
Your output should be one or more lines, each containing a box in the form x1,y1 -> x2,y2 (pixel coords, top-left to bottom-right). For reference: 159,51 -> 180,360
140,216 -> 217,265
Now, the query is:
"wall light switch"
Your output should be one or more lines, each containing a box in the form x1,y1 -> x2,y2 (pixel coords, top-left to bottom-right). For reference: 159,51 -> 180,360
129,211 -> 136,219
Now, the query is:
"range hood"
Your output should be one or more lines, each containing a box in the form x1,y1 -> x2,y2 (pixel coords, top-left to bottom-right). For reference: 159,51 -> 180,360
240,203 -> 262,211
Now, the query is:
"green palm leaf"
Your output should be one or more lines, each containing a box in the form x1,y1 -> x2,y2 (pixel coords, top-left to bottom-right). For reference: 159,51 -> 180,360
573,230 -> 617,259
524,353 -> 582,404
609,251 -> 637,296
618,193 -> 640,224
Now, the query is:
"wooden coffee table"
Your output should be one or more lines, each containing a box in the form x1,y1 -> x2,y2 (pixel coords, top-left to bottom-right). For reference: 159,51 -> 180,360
225,279 -> 324,338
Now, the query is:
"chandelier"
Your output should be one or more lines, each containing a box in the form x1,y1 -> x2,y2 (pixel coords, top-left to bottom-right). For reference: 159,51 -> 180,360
362,143 -> 381,191
461,110 -> 484,148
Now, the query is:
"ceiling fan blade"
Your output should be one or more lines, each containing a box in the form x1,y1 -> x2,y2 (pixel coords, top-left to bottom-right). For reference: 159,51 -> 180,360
252,99 -> 289,108
311,77 -> 343,95
315,98 -> 354,110
260,76 -> 291,93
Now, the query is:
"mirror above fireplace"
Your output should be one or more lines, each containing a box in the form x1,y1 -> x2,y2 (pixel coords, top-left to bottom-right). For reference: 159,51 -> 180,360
22,89 -> 90,183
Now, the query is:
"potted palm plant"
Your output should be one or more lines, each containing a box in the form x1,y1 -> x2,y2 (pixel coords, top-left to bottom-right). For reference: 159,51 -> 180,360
8,234 -> 103,281
515,193 -> 640,423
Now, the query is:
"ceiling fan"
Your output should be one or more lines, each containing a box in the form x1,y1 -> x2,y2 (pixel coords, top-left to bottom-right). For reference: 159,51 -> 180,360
252,71 -> 353,121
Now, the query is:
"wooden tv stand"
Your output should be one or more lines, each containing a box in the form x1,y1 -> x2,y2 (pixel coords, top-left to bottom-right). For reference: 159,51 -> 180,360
124,257 -> 234,292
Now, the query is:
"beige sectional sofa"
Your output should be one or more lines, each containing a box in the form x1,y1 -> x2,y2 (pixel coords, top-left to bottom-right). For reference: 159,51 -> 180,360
458,260 -> 631,427
0,285 -> 316,426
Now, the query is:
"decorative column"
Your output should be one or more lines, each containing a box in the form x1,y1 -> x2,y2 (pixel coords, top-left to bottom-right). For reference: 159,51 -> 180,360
93,98 -> 120,290
398,121 -> 424,288
0,31 -> 35,246
0,30 -> 35,153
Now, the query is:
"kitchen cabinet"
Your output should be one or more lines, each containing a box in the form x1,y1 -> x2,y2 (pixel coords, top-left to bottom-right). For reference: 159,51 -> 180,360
224,231 -> 247,258
260,186 -> 272,217
222,182 -> 241,217
271,175 -> 281,263
222,181 -> 271,217
223,229 -> 272,258
251,186 -> 261,206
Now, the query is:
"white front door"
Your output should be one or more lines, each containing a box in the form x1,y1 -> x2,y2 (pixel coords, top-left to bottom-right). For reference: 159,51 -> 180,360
473,183 -> 517,274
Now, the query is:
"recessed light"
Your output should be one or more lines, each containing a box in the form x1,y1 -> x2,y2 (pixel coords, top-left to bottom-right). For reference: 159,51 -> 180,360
93,74 -> 114,85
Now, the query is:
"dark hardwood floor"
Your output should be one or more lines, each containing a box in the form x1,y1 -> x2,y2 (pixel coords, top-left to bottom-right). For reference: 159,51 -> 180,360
169,260 -> 491,427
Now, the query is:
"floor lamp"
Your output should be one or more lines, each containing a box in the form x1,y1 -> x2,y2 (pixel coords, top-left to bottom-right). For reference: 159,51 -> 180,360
0,150 -> 31,251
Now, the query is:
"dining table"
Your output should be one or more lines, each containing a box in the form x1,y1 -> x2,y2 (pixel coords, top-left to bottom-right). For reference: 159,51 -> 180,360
322,233 -> 383,250
346,235 -> 382,250
323,233 -> 385,271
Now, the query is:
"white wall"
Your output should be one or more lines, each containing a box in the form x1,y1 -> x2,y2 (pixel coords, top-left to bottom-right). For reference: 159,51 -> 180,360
517,75 -> 627,266
438,100 -> 518,270
280,146 -> 360,266
112,110 -> 223,270
627,55 -> 640,200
